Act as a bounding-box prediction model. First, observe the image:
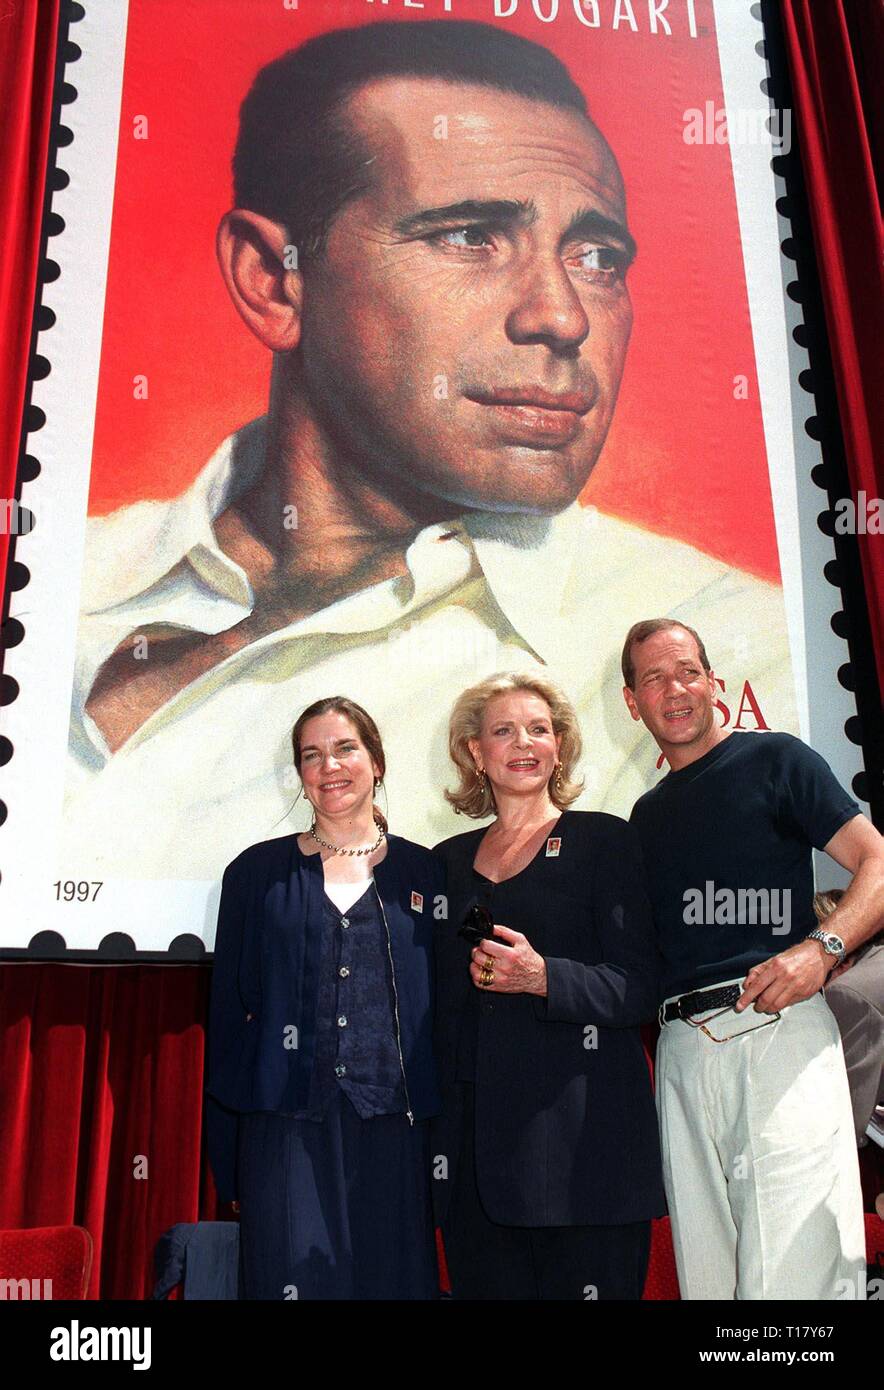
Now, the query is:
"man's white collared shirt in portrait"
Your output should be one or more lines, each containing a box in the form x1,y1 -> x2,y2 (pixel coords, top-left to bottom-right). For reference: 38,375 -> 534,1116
62,417 -> 799,880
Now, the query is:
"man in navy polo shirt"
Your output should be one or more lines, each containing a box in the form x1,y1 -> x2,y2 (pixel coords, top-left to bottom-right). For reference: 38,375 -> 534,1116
621,617 -> 884,1301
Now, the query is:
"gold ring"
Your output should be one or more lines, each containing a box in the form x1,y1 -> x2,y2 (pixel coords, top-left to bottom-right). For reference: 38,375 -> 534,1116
480,965 -> 494,987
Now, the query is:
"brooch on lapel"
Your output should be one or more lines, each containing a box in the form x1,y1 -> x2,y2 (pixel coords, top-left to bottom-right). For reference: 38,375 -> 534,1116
410,890 -> 424,912
545,837 -> 562,857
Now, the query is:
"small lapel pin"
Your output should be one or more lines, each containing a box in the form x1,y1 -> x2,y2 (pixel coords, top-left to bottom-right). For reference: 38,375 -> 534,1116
545,837 -> 561,857
410,890 -> 424,912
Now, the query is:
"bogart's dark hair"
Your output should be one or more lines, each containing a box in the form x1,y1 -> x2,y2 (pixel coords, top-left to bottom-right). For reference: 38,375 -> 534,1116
232,19 -> 590,264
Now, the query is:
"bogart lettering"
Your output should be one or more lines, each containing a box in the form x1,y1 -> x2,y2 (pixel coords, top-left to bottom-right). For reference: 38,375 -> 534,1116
365,0 -> 700,37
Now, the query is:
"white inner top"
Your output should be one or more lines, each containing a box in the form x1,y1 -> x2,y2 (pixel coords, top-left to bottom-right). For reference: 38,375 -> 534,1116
323,876 -> 374,914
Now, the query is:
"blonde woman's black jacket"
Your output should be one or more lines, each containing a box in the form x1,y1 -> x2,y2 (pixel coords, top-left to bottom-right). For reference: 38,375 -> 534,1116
432,810 -> 666,1227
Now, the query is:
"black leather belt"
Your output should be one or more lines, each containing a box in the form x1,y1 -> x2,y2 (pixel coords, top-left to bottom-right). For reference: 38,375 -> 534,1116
660,982 -> 742,1024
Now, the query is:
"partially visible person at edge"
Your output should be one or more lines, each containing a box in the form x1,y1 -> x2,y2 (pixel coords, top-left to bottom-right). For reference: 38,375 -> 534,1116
622,617 -> 884,1301
431,671 -> 666,1300
817,888 -> 884,1148
205,696 -> 443,1299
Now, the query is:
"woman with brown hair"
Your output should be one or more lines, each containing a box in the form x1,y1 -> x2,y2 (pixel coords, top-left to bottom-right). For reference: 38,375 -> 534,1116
206,695 -> 443,1299
433,672 -> 665,1300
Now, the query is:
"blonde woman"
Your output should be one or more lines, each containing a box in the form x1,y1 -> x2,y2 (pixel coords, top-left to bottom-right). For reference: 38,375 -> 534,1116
432,673 -> 665,1300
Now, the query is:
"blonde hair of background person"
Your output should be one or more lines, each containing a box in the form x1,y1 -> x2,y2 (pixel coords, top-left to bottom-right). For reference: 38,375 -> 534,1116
816,887 -> 884,978
814,888 -> 845,923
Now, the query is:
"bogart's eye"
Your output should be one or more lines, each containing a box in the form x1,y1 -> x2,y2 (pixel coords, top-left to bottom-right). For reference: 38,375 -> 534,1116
430,226 -> 496,251
568,243 -> 628,284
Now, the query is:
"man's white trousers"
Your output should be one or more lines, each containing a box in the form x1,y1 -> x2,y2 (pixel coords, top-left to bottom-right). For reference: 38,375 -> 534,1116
656,982 -> 867,1300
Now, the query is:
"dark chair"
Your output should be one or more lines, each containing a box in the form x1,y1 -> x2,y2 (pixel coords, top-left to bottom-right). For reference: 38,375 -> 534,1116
151,1221 -> 240,1300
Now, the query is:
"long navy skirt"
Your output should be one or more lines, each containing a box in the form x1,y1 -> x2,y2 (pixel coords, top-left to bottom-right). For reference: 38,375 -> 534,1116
236,1090 -> 439,1300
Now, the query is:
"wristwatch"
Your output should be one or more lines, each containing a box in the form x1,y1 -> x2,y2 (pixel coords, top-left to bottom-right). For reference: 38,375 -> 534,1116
806,928 -> 847,966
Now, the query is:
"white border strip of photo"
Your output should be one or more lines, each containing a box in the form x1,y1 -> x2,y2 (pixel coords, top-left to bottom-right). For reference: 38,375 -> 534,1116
713,0 -> 865,839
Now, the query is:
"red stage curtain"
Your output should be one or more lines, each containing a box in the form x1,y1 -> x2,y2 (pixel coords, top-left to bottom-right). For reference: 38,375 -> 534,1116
780,0 -> 884,691
0,964 -> 222,1299
0,0 -> 59,588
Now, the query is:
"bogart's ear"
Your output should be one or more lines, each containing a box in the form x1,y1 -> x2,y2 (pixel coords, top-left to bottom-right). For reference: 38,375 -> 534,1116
216,209 -> 303,353
622,686 -> 641,723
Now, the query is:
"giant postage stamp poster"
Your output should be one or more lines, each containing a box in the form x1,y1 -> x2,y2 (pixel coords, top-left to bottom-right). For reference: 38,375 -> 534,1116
1,0 -> 862,953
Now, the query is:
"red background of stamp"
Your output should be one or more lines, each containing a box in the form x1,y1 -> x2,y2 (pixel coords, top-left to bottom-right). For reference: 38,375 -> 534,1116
88,0 -> 781,582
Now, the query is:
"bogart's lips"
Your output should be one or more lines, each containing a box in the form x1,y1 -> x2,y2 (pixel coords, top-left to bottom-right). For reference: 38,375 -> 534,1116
466,386 -> 595,414
464,385 -> 595,447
